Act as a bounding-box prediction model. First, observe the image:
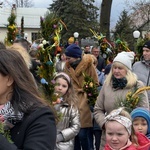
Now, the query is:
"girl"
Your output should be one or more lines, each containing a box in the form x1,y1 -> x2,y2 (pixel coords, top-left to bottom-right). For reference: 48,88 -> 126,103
104,107 -> 136,150
53,72 -> 80,150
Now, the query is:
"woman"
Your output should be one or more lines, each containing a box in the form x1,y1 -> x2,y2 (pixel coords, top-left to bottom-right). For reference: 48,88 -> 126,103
0,48 -> 56,150
53,72 -> 80,150
94,51 -> 149,150
64,44 -> 99,150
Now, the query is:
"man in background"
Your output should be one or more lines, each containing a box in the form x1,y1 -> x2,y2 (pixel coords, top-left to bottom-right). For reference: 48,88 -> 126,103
91,46 -> 106,72
84,45 -> 91,54
132,40 -> 150,104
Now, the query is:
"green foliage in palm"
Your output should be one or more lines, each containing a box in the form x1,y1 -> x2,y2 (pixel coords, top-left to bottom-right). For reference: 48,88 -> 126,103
38,16 -> 66,103
7,12 -> 17,44
0,123 -> 13,143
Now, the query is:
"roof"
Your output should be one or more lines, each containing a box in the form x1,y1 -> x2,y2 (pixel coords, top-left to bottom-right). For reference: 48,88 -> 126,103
0,7 -> 49,28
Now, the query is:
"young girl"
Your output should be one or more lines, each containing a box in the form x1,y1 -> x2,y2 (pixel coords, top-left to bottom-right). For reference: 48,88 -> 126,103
131,107 -> 150,149
53,72 -> 80,150
104,107 -> 136,150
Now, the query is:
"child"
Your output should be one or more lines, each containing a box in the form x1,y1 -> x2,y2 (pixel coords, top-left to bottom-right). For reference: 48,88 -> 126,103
104,107 -> 136,150
130,107 -> 150,149
53,72 -> 80,150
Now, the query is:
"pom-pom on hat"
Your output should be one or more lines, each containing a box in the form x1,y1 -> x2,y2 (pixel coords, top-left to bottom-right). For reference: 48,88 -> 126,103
143,41 -> 150,49
131,107 -> 150,135
65,43 -> 82,58
113,51 -> 135,70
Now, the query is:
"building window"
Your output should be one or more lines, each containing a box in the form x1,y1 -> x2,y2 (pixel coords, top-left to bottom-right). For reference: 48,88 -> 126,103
32,32 -> 38,41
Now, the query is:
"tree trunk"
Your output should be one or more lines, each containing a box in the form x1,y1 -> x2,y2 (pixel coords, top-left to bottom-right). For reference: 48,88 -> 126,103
100,0 -> 112,40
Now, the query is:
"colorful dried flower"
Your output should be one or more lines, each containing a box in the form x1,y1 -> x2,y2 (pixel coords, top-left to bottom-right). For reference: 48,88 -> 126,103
82,73 -> 98,107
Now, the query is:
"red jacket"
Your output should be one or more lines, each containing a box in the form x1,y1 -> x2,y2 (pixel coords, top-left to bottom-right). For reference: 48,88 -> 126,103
136,132 -> 150,150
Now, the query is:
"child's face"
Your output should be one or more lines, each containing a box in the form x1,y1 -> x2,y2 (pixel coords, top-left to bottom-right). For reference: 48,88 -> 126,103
132,117 -> 148,135
61,54 -> 66,61
106,121 -> 129,150
54,78 -> 68,97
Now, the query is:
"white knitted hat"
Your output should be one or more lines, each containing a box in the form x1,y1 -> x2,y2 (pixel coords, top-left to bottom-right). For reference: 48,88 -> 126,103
113,51 -> 135,70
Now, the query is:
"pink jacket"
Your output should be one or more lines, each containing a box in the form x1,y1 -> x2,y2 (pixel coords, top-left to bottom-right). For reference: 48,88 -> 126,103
104,144 -> 136,150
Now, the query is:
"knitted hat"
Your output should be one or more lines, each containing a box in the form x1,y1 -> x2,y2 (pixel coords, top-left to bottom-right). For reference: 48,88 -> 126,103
113,51 -> 135,70
65,44 -> 82,58
143,41 -> 150,49
131,107 -> 150,134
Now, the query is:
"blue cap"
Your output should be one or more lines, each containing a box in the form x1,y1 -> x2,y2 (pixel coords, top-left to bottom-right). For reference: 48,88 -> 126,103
65,44 -> 82,58
131,107 -> 150,134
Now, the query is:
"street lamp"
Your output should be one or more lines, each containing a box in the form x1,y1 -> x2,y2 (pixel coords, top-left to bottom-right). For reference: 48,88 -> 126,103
73,32 -> 79,45
133,30 -> 140,52
133,30 -> 140,39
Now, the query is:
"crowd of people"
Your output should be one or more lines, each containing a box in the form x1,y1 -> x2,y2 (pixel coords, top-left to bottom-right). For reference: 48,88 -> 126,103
0,38 -> 150,150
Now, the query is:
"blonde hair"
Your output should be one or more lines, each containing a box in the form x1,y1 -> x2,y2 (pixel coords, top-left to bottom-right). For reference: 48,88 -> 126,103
8,44 -> 32,69
105,107 -> 132,135
105,62 -> 137,88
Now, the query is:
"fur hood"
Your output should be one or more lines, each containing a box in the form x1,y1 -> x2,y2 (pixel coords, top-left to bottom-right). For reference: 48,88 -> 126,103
75,54 -> 94,77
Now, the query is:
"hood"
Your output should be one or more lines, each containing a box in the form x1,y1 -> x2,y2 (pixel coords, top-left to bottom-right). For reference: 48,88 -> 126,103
75,54 -> 94,77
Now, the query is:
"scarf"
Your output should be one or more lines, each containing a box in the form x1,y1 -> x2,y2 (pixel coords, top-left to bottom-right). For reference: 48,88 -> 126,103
112,76 -> 127,89
0,101 -> 23,130
70,59 -> 81,70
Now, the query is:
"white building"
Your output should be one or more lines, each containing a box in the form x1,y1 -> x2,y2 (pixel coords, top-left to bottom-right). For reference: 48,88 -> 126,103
0,7 -> 49,42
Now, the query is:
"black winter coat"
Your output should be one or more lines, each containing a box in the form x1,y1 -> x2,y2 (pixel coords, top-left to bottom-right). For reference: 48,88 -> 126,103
0,107 -> 56,150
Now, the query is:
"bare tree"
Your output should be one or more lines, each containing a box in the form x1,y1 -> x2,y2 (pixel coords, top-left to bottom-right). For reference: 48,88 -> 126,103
2,0 -> 34,7
125,0 -> 150,29
14,0 -> 34,7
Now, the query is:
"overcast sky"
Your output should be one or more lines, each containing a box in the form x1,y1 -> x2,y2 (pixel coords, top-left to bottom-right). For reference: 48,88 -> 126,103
33,0 -> 127,28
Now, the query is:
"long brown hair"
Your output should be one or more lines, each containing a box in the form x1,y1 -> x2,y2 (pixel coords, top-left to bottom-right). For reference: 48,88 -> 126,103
0,49 -> 50,114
